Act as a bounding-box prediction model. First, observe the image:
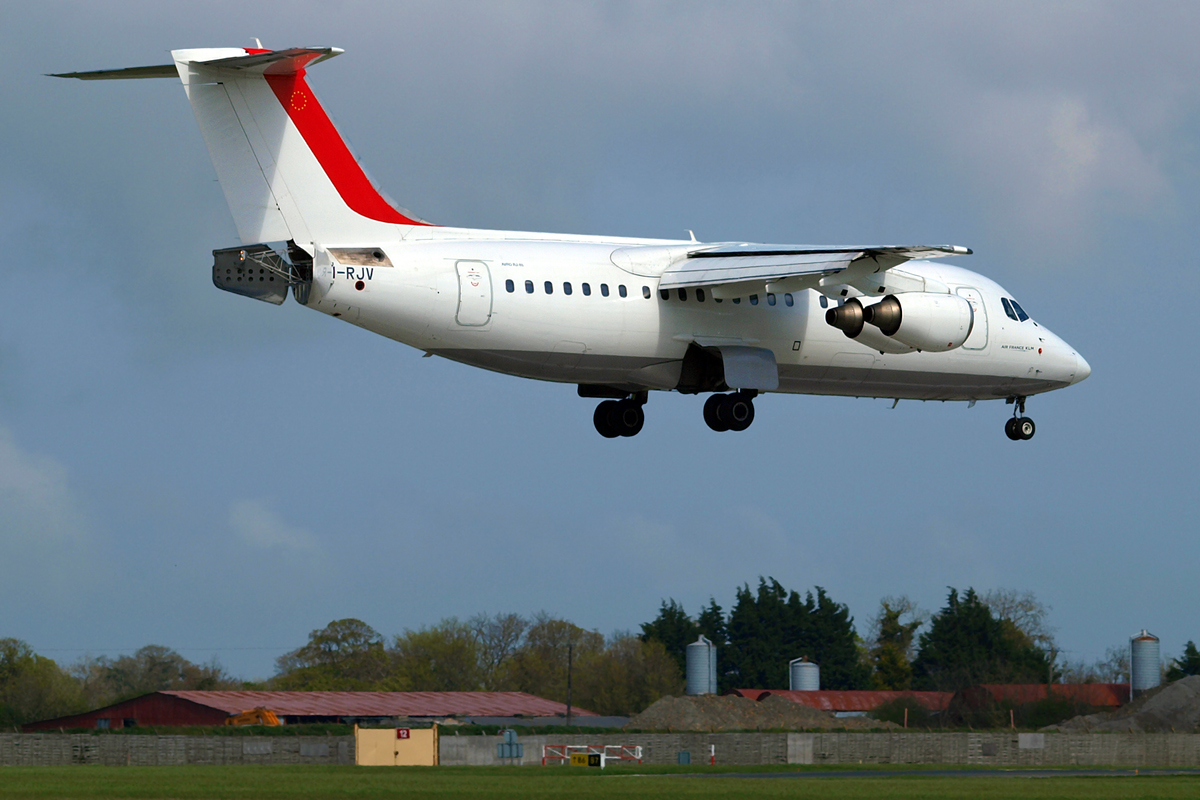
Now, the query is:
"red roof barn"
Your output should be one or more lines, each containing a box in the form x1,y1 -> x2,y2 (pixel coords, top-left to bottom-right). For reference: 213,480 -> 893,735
22,691 -> 594,731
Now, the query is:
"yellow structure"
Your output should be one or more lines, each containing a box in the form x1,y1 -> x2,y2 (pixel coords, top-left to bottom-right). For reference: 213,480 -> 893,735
354,724 -> 439,766
223,708 -> 281,726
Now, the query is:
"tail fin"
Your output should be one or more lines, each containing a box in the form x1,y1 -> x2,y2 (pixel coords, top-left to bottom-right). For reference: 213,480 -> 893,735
55,47 -> 431,245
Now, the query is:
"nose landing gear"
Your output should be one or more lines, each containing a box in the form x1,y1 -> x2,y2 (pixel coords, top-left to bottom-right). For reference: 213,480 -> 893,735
1005,396 -> 1035,440
703,391 -> 757,432
593,394 -> 646,438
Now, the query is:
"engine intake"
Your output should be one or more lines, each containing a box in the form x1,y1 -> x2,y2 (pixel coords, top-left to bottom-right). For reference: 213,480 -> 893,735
825,298 -> 865,338
865,292 -> 973,352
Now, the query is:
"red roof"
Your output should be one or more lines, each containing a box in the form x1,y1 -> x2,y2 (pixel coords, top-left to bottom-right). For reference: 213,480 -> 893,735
163,691 -> 596,717
961,684 -> 1128,708
733,689 -> 953,713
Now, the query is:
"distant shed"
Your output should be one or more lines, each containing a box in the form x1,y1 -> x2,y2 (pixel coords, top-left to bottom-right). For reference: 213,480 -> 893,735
957,684 -> 1129,709
23,691 -> 595,731
730,689 -> 953,714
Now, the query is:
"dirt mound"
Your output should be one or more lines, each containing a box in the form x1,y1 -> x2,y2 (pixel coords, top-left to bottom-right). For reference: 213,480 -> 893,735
627,694 -> 898,732
1046,676 -> 1200,733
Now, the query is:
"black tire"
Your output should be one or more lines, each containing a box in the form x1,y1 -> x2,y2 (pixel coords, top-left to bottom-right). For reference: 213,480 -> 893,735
727,394 -> 755,432
704,394 -> 730,432
1018,417 -> 1036,440
616,400 -> 645,437
1005,417 -> 1021,440
593,401 -> 620,438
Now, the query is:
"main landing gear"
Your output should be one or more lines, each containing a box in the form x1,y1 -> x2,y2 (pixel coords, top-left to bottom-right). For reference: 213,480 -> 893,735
703,391 -> 757,432
593,395 -> 646,438
1005,396 -> 1036,441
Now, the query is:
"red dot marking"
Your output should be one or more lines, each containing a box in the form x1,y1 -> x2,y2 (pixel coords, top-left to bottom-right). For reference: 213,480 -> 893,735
355,280 -> 365,291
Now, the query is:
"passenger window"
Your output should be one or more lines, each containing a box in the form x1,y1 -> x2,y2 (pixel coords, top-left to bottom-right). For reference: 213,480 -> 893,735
525,280 -> 534,294
784,293 -> 794,307
767,293 -> 776,306
678,289 -> 688,301
1002,297 -> 1018,321
642,286 -> 651,299
582,283 -> 591,296
714,297 -> 723,303
1011,300 -> 1030,322
564,282 -> 572,295
733,297 -> 741,304
505,279 -> 514,293
696,288 -> 705,302
660,289 -> 670,300
619,285 -> 627,298
819,295 -> 828,309
601,284 -> 610,297
749,294 -> 759,306
544,281 -> 553,295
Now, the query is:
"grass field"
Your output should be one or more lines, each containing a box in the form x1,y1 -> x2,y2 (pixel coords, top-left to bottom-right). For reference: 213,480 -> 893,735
1,765 -> 1198,799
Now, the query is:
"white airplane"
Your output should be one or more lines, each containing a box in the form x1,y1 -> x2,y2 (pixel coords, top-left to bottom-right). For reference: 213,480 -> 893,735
54,45 -> 1089,440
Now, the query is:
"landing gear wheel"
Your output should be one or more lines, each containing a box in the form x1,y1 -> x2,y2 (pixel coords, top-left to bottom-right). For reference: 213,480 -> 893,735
594,399 -> 644,438
613,400 -> 645,437
704,394 -> 730,432
1017,417 -> 1036,440
593,401 -> 620,438
1005,417 -> 1021,441
725,393 -> 756,432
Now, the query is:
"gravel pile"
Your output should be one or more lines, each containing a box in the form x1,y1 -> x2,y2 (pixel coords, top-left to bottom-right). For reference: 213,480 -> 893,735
1046,676 -> 1200,733
627,694 -> 898,732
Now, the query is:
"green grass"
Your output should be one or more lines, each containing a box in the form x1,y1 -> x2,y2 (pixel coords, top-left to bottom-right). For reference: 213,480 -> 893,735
0,765 -> 1197,799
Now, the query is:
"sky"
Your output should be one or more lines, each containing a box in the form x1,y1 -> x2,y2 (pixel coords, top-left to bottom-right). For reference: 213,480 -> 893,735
1,1 -> 1198,681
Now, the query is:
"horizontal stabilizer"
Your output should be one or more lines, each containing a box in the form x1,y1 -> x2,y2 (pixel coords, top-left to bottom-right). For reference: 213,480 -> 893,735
48,64 -> 177,80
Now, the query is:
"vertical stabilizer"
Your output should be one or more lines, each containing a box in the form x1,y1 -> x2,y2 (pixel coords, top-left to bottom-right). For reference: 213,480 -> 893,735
169,47 -> 432,246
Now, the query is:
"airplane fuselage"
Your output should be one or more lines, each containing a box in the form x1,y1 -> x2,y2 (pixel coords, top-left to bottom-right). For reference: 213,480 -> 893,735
304,229 -> 1084,403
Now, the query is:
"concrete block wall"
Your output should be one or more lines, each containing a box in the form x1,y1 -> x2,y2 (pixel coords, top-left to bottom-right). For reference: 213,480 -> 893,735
6,731 -> 1200,768
0,735 -> 354,767
440,731 -> 1200,768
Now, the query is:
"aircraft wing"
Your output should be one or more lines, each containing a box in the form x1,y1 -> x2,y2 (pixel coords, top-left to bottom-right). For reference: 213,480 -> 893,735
657,243 -> 971,294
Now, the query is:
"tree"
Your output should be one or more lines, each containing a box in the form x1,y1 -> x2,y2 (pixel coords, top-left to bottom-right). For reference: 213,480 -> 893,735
470,613 -> 528,691
501,613 -> 603,703
0,639 -> 83,729
1167,641 -> 1200,681
912,588 -> 1050,691
274,619 -> 391,690
390,619 -> 481,691
724,578 -> 869,691
639,599 -> 699,679
869,598 -> 924,690
982,589 -> 1055,649
573,635 -> 683,715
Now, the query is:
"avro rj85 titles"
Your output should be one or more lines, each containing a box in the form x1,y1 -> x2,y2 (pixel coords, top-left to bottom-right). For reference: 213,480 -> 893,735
54,46 -> 1089,440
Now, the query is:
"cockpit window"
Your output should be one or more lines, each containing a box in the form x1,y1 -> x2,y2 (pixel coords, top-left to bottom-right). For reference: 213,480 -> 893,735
1001,297 -> 1017,321
1010,299 -> 1030,322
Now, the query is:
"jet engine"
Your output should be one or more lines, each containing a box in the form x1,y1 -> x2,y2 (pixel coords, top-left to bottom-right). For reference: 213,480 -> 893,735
826,292 -> 973,352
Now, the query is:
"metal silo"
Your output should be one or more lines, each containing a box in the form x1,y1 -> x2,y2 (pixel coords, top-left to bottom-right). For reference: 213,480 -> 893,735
708,638 -> 718,695
789,656 -> 820,691
1131,629 -> 1161,694
686,635 -> 715,695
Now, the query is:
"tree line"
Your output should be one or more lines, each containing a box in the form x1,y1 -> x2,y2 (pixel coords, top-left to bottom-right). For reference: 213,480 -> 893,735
5,581 -> 1200,729
639,580 -> 1196,695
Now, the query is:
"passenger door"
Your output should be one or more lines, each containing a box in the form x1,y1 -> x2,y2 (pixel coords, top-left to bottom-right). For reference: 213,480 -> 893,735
455,260 -> 492,326
955,287 -> 988,350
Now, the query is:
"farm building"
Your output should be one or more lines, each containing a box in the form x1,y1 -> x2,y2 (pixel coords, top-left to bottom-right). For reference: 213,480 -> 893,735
22,691 -> 595,731
729,689 -> 953,715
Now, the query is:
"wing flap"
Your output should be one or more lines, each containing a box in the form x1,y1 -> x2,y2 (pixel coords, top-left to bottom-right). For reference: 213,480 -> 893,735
658,243 -> 971,291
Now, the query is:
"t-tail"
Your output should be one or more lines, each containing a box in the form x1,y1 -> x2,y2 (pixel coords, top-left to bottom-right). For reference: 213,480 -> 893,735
52,46 -> 431,249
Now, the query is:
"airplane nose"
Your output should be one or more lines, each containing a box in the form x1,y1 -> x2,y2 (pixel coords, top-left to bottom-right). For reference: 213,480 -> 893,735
1073,352 -> 1091,384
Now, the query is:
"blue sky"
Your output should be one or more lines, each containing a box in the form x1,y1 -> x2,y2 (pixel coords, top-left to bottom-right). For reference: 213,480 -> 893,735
2,1 -> 1197,680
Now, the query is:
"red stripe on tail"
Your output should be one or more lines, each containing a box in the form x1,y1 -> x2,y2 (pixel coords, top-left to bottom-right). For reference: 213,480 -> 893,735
264,70 -> 430,226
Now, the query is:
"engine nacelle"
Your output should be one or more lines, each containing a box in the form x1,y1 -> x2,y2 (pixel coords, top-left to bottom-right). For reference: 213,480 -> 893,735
824,298 -> 915,353
863,292 -> 973,352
